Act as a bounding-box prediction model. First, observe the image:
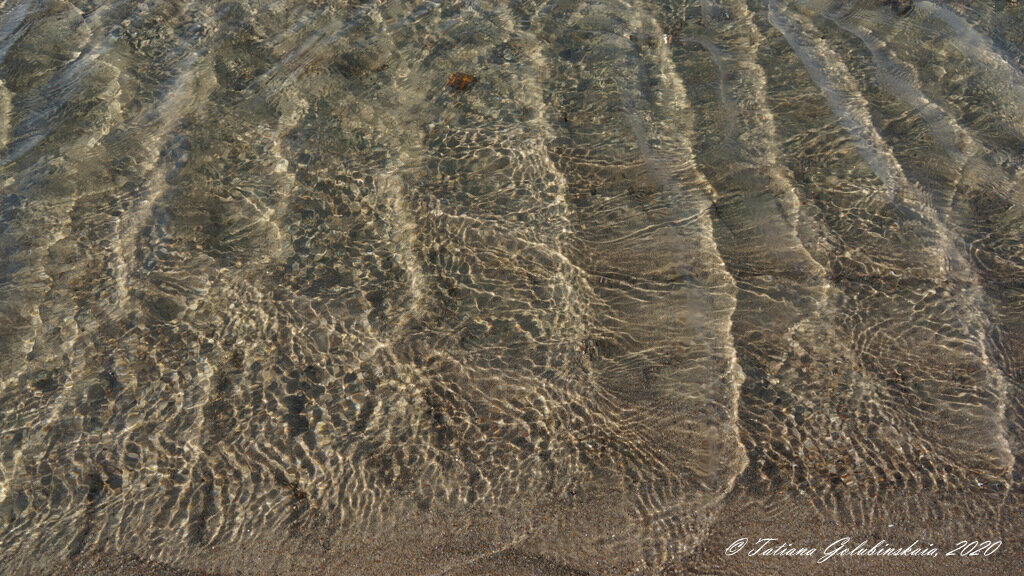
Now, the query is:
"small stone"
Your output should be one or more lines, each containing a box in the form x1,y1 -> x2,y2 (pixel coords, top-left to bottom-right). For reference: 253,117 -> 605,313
447,72 -> 476,90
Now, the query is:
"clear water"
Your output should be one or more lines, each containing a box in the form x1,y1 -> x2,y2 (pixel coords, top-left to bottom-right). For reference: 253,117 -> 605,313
0,0 -> 1022,574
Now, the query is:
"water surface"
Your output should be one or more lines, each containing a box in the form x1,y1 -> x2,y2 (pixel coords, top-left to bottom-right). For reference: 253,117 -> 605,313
1,0 -> 1023,574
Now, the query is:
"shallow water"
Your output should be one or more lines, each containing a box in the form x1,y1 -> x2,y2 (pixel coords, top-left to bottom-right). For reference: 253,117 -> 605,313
0,0 -> 1022,574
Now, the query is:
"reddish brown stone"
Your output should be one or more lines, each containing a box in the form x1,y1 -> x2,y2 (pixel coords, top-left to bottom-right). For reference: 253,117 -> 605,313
447,72 -> 476,90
